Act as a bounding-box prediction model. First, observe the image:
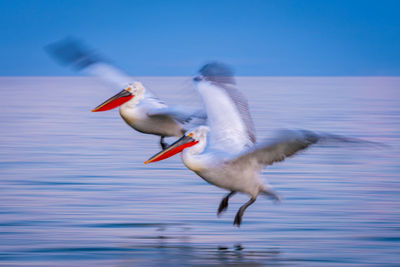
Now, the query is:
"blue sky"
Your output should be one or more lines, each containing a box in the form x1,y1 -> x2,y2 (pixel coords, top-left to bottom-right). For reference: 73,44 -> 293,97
1,0 -> 399,76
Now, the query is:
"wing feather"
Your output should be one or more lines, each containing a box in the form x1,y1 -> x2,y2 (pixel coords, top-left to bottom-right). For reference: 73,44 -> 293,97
230,129 -> 320,166
147,106 -> 207,128
195,62 -> 256,152
230,129 -> 378,166
46,38 -> 133,88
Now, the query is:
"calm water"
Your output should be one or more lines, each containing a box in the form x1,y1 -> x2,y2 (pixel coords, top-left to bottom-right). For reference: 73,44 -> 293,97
0,77 -> 399,266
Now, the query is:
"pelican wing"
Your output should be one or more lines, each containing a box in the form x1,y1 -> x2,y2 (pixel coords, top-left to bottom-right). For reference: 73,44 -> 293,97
232,129 -> 320,166
195,63 -> 256,153
230,129 -> 376,166
46,38 -> 170,107
147,106 -> 207,128
46,38 -> 134,88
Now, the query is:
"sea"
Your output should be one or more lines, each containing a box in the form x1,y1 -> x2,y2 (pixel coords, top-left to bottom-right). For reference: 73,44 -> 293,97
0,76 -> 399,266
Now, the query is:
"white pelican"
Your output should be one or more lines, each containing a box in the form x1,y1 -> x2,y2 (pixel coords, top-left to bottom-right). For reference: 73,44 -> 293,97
46,38 -> 205,148
145,62 -> 365,226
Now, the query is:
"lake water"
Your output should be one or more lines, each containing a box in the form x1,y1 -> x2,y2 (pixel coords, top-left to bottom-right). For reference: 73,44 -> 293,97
0,77 -> 399,266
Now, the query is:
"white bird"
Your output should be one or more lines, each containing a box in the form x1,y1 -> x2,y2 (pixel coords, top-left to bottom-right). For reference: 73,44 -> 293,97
46,38 -> 205,149
145,62 -> 364,226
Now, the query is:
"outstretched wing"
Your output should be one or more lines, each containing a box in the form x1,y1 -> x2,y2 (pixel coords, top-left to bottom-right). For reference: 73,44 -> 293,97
195,62 -> 256,154
147,106 -> 207,130
230,129 -> 371,166
45,37 -> 133,88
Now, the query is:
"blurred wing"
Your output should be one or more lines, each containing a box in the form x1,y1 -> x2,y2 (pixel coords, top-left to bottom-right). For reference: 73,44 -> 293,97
45,38 -> 134,88
195,63 -> 256,153
232,129 -> 320,166
230,129 -> 319,166
230,129 -> 378,166
147,106 -> 207,129
85,63 -> 132,88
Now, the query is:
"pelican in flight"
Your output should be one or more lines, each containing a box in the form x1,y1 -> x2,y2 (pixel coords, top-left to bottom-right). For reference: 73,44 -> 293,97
145,62 -> 365,226
46,38 -> 205,148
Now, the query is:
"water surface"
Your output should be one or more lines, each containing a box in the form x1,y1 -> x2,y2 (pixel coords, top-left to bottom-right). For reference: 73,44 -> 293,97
0,77 -> 399,266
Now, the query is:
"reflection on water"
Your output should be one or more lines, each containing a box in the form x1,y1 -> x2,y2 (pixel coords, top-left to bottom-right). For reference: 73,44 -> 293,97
0,77 -> 399,266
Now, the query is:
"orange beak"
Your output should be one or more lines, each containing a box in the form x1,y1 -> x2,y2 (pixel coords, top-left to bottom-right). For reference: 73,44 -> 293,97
144,135 -> 199,164
92,89 -> 134,112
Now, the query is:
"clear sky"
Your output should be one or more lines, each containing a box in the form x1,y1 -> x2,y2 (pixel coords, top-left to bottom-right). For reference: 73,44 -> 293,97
1,0 -> 399,76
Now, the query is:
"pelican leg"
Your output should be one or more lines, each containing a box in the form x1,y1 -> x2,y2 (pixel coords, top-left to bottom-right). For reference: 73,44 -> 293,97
234,197 -> 256,227
160,136 -> 168,149
217,191 -> 236,216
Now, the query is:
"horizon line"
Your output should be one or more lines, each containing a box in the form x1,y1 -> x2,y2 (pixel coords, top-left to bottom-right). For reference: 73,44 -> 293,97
1,75 -> 400,78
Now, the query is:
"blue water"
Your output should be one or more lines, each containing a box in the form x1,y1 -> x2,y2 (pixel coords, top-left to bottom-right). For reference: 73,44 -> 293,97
0,77 -> 399,266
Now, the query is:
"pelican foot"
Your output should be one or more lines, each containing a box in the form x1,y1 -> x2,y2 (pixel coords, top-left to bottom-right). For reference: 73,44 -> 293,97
160,136 -> 168,149
218,198 -> 229,216
217,191 -> 236,216
233,213 -> 242,227
233,197 -> 256,227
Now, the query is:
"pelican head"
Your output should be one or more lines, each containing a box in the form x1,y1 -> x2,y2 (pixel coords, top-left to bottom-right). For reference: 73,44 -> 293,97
144,126 -> 209,164
91,82 -> 146,112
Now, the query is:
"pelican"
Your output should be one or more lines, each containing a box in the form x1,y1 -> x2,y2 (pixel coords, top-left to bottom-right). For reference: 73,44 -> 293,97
46,38 -> 205,148
145,62 -> 366,226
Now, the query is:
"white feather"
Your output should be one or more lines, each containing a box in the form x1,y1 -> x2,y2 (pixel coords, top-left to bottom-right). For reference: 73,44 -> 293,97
196,80 -> 251,154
